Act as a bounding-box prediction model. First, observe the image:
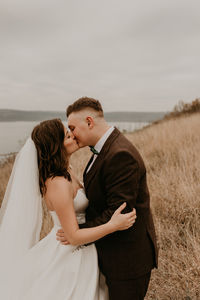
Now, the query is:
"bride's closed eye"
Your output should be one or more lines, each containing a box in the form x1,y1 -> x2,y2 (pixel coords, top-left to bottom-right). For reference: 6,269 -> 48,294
65,131 -> 71,139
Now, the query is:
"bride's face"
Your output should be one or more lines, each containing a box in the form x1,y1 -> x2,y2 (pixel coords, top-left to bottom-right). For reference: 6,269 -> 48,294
63,126 -> 79,155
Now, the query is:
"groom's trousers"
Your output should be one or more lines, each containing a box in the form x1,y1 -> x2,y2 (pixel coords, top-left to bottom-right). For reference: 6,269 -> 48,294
106,271 -> 151,300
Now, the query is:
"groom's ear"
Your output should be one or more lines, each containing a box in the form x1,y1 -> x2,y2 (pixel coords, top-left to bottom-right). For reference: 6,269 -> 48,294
86,116 -> 94,129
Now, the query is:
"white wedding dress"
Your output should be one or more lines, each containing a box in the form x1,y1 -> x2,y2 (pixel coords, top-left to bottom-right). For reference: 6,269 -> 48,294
1,188 -> 108,300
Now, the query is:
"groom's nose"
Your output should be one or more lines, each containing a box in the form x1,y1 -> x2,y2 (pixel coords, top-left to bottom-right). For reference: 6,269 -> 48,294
70,132 -> 76,140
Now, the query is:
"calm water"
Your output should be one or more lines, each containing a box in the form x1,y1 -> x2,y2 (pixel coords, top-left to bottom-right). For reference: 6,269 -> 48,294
0,121 -> 149,156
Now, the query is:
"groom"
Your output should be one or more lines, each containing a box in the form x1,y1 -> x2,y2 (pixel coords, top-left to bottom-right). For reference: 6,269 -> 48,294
57,97 -> 158,299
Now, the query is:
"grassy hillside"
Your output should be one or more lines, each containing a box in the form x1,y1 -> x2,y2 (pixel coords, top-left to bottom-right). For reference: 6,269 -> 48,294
0,113 -> 200,299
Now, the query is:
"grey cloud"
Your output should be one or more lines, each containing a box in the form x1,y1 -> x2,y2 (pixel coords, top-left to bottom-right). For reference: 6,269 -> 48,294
0,0 -> 200,112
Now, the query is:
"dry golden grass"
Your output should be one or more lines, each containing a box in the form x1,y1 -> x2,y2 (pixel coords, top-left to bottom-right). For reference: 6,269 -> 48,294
0,156 -> 15,201
1,113 -> 200,299
126,113 -> 200,299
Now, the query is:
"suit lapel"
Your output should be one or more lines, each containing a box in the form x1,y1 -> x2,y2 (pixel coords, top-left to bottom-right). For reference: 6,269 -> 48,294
83,154 -> 94,178
84,127 -> 120,191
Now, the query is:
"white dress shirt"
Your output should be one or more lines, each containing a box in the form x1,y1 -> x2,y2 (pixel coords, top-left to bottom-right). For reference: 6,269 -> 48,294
86,126 -> 115,173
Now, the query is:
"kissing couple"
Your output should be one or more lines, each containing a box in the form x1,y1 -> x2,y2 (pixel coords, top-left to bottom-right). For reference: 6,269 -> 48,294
0,97 -> 158,300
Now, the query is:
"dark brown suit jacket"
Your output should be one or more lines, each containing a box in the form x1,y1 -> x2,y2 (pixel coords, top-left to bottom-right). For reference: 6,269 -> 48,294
81,128 -> 158,281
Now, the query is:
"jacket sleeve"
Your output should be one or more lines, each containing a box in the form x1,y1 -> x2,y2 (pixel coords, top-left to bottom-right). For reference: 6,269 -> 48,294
80,151 -> 140,228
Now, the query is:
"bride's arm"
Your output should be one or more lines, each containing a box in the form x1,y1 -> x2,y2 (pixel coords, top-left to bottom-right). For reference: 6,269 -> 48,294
47,178 -> 135,246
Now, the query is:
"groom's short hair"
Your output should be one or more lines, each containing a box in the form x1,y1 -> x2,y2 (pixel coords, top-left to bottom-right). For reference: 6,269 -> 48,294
66,97 -> 104,117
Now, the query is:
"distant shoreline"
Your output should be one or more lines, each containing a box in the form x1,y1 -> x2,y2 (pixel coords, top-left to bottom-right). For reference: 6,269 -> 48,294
0,120 -> 150,156
0,109 -> 167,123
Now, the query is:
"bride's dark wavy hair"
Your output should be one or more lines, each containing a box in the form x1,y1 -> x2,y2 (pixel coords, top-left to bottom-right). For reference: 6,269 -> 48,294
31,119 -> 71,196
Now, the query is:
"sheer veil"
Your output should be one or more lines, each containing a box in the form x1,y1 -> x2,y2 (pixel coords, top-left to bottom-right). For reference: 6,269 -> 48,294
0,138 -> 43,279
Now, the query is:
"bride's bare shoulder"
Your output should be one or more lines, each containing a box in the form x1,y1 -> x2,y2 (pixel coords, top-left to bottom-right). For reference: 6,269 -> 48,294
45,177 -> 73,198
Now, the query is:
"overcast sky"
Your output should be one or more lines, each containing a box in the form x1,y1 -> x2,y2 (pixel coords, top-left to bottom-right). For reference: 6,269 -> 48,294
0,0 -> 200,112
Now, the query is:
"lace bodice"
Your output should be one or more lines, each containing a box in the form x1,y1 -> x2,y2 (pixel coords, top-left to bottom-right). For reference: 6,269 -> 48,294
50,188 -> 88,227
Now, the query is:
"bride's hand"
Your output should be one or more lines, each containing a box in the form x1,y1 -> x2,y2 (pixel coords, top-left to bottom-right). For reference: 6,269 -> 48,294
109,202 -> 137,231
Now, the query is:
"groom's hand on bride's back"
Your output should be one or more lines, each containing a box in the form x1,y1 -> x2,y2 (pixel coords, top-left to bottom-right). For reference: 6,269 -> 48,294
56,229 -> 70,245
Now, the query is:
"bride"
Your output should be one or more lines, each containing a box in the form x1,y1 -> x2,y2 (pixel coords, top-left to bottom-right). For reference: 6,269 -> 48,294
0,118 -> 136,300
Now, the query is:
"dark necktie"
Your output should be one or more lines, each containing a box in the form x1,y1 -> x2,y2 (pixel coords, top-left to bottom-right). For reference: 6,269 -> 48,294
89,146 -> 99,155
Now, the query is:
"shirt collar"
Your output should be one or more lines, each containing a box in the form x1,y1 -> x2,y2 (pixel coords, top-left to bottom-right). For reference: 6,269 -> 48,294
94,126 -> 115,153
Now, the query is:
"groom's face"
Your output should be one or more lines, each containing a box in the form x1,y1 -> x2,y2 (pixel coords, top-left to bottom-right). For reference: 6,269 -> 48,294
67,112 -> 91,148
